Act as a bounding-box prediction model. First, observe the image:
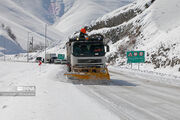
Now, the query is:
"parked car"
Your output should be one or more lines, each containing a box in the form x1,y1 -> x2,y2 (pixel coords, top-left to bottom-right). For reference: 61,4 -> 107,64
35,57 -> 44,63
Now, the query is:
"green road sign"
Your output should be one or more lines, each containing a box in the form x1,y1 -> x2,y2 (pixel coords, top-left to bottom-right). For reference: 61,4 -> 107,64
58,54 -> 65,60
127,51 -> 145,63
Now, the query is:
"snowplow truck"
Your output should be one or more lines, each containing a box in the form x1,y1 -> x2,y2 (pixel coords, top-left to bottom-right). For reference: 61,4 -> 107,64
64,34 -> 110,81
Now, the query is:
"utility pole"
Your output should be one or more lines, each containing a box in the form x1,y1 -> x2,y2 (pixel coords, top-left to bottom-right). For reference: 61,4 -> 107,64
44,24 -> 47,63
29,36 -> 34,52
3,39 -> 5,61
31,36 -> 33,52
27,32 -> 30,62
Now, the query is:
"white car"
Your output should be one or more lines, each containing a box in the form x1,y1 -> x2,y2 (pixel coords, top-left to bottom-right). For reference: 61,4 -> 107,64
54,59 -> 67,64
60,59 -> 67,64
54,59 -> 61,64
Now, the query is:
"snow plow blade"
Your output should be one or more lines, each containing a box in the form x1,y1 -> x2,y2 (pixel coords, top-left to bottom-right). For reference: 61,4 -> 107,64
64,68 -> 110,81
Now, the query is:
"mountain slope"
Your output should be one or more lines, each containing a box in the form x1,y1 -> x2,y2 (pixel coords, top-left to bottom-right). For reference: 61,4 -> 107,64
0,0 -> 135,56
55,0 -> 134,35
0,0 -> 64,55
12,0 -> 60,24
87,0 -> 180,75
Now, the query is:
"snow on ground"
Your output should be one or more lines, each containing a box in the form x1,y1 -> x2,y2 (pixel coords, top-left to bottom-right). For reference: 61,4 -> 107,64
0,61 -> 119,120
78,69 -> 180,120
109,65 -> 180,87
0,59 -> 180,120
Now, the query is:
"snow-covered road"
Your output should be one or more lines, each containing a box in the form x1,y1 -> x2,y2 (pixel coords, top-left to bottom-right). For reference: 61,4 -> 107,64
0,62 -> 119,120
78,70 -> 180,120
0,61 -> 180,120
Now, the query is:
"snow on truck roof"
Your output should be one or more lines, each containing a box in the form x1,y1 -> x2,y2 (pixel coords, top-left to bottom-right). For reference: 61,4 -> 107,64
69,34 -> 104,42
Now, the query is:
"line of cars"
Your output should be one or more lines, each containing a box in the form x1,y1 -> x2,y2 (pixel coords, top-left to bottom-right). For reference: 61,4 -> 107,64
35,53 -> 67,64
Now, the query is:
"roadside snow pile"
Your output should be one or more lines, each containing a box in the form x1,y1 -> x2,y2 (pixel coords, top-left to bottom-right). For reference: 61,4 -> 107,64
88,0 -> 180,76
109,66 -> 180,87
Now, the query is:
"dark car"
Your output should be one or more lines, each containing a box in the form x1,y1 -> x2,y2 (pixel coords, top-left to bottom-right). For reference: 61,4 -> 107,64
50,57 -> 57,63
35,57 -> 44,63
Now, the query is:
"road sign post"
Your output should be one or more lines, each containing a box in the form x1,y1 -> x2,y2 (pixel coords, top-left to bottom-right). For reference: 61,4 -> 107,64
127,51 -> 145,69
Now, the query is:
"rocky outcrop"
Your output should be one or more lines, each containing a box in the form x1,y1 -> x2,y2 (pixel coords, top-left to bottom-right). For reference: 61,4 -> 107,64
89,9 -> 141,31
147,44 -> 180,69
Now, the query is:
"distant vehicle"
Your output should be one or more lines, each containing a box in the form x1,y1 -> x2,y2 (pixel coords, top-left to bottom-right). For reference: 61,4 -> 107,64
54,59 -> 61,64
45,53 -> 56,63
54,59 -> 67,64
35,57 -> 44,63
50,57 -> 57,63
60,59 -> 67,64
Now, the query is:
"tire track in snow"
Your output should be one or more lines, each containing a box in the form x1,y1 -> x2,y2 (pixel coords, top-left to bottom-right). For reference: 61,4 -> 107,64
76,71 -> 180,120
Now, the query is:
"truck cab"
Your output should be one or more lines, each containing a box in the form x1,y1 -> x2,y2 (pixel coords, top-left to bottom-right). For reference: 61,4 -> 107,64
66,34 -> 109,72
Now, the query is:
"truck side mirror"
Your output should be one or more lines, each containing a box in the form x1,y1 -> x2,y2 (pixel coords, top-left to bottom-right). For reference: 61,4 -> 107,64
106,45 -> 110,52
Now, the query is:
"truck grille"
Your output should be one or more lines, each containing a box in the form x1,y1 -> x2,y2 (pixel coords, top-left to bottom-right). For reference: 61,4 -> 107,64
78,59 -> 102,63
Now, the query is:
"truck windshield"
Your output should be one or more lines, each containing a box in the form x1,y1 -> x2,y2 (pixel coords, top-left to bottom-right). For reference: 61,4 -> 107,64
73,42 -> 105,57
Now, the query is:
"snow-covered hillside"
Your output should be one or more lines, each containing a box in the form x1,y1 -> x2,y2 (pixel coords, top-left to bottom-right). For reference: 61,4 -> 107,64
0,0 -> 64,56
12,0 -> 63,24
88,0 -> 180,76
0,0 -> 135,56
9,0 -> 135,35
55,0 -> 134,36
2,0 -> 180,76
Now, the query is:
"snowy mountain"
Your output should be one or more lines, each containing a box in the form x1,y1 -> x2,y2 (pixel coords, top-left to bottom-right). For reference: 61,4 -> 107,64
0,0 -> 64,56
87,0 -> 180,75
12,0 -> 63,24
0,0 -> 134,56
54,0 -> 135,36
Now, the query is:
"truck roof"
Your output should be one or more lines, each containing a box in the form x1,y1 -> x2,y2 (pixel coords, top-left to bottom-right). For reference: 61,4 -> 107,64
69,34 -> 104,42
